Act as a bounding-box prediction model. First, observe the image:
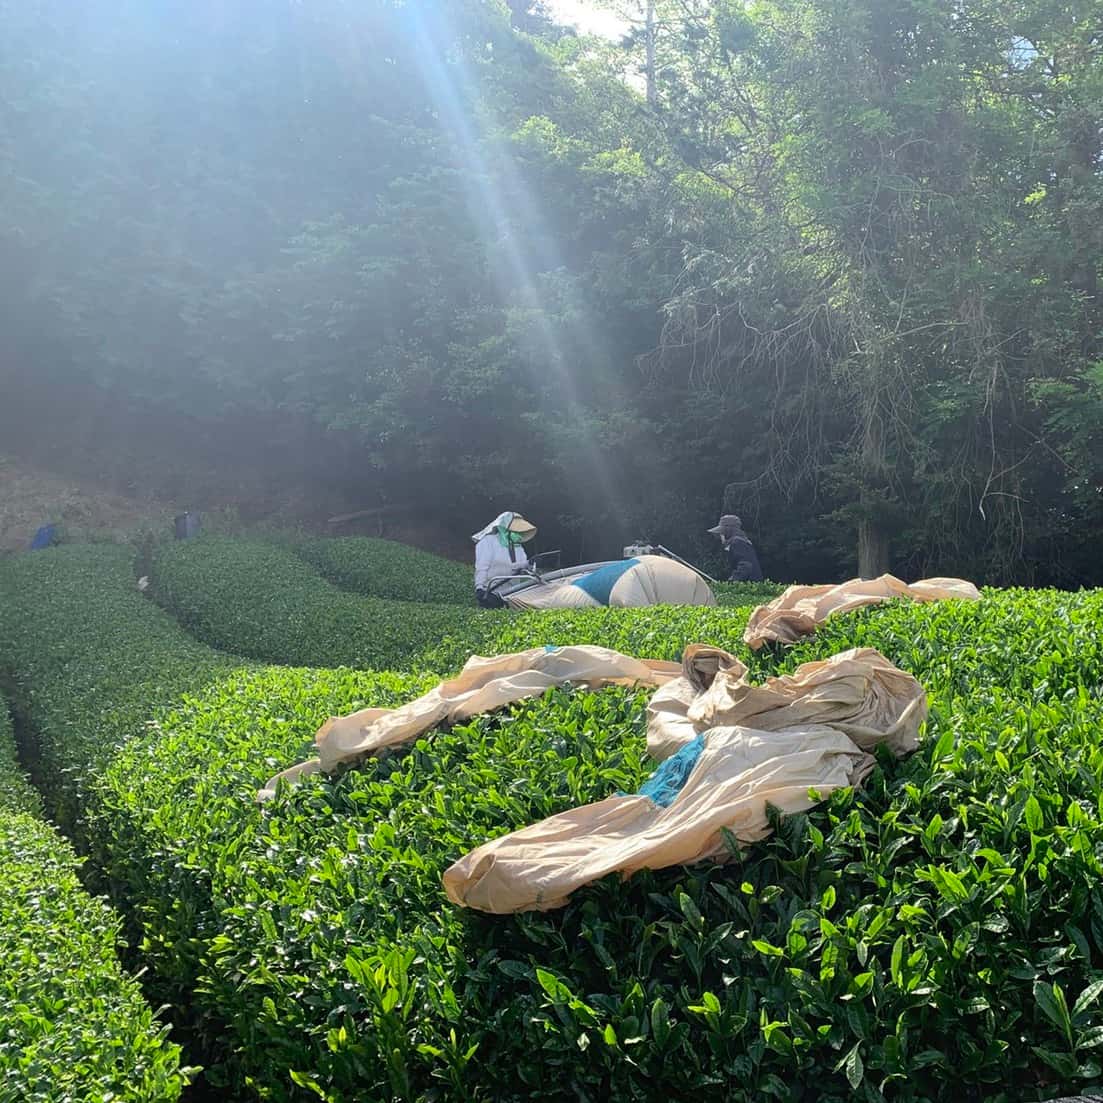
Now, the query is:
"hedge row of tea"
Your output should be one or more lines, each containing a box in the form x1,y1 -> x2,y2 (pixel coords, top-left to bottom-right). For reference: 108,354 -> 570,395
5,543 -> 1103,1100
291,533 -> 784,609
294,535 -> 475,604
0,694 -> 191,1101
150,537 -> 782,673
0,549 -> 416,1094
149,536 -> 504,673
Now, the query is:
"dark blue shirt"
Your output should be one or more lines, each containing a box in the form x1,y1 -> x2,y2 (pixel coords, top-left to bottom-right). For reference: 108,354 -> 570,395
725,536 -> 764,582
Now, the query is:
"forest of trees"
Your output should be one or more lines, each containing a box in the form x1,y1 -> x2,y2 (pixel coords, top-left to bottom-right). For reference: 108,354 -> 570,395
2,0 -> 1102,584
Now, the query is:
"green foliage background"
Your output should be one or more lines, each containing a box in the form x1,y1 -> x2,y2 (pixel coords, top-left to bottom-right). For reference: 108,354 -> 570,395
2,0 -> 1101,581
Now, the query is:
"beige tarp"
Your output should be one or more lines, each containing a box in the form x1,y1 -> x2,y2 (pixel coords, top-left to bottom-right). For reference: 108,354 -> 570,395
743,574 -> 981,650
442,646 -> 924,912
258,646 -> 681,801
259,641 -> 924,916
645,644 -> 926,760
504,555 -> 716,610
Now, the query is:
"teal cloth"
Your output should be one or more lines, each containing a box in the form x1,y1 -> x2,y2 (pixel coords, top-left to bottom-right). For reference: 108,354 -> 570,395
571,558 -> 639,606
634,735 -> 706,808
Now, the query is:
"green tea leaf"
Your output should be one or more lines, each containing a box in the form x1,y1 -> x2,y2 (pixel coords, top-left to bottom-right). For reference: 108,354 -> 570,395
835,1043 -> 864,1089
1035,981 -> 1073,1045
1075,979 -> 1103,1018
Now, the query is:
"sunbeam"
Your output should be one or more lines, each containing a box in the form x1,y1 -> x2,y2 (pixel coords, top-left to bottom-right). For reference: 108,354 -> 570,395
401,0 -> 629,536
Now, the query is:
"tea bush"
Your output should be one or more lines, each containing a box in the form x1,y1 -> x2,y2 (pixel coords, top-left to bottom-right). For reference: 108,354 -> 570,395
112,679 -> 1103,1103
6,543 -> 1103,1100
295,536 -> 475,604
713,580 -> 788,606
150,536 -> 504,673
0,547 -> 429,1085
773,586 -> 1103,700
112,583 -> 1103,1101
0,696 -> 40,819
150,536 -> 773,672
0,696 -> 192,1102
442,600 -> 761,667
0,545 -> 236,828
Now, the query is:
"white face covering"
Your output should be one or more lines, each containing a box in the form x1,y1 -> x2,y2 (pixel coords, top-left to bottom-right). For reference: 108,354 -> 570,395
472,512 -> 535,546
472,512 -> 515,543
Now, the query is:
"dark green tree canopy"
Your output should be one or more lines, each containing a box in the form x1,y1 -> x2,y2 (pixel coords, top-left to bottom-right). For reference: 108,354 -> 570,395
2,0 -> 1100,582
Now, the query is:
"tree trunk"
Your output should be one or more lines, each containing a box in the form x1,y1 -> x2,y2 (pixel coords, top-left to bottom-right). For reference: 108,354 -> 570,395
857,391 -> 891,579
644,0 -> 656,106
857,518 -> 890,579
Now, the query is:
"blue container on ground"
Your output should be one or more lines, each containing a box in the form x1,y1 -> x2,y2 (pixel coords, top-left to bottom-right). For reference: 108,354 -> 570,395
30,524 -> 57,550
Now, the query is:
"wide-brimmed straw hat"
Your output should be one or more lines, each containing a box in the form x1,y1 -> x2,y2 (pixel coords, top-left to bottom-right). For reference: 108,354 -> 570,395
473,511 -> 537,543
506,514 -> 537,540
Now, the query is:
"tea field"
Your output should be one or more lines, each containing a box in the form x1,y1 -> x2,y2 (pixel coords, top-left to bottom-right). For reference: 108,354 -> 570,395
1,538 -> 1102,1102
0,684 -> 190,1101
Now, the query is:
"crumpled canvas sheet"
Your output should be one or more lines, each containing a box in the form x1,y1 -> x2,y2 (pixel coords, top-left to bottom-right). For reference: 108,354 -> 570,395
258,645 -> 681,800
743,574 -> 981,650
645,644 -> 926,760
258,641 -> 925,916
505,555 -> 715,610
443,645 -> 926,913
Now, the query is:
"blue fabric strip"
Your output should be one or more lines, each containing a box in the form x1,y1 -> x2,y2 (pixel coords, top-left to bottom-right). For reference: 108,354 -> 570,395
635,735 -> 706,808
571,557 -> 639,606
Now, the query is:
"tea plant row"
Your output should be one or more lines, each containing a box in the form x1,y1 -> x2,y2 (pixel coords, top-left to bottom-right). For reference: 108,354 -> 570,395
3,543 -> 1103,1100
149,537 -> 781,674
0,694 -> 190,1101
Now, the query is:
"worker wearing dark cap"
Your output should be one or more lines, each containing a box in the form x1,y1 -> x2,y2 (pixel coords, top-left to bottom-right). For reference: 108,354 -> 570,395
708,514 -> 764,582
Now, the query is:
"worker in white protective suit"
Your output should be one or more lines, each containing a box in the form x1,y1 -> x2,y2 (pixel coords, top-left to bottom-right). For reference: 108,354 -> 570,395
472,511 -> 537,608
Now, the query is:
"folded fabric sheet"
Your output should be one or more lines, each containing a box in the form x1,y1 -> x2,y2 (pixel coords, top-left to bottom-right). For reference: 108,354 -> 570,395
743,574 -> 981,650
646,644 -> 926,760
443,646 -> 926,913
443,722 -> 877,913
258,645 -> 680,800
